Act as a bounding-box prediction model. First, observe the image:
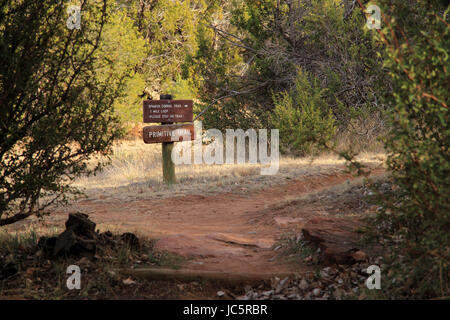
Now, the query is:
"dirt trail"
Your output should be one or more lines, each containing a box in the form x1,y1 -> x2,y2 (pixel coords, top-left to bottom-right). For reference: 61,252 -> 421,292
46,169 -> 385,276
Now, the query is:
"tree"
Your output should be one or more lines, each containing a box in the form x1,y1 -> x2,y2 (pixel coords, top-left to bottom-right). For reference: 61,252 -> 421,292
184,0 -> 388,140
131,0 -> 220,97
363,0 -> 449,298
272,68 -> 336,155
0,0 -> 135,226
101,7 -> 148,127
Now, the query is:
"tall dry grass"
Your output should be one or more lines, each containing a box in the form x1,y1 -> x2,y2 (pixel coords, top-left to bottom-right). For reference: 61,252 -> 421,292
71,139 -> 385,202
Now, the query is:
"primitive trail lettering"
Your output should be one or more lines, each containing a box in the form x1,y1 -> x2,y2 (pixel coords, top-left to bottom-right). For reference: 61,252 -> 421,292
143,123 -> 195,144
148,128 -> 190,138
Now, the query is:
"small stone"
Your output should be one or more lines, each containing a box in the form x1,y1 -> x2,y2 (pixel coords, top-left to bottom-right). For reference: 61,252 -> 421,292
299,279 -> 309,290
217,291 -> 225,297
279,277 -> 289,287
333,289 -> 344,300
122,277 -> 136,285
262,290 -> 273,297
312,288 -> 321,296
108,270 -> 116,277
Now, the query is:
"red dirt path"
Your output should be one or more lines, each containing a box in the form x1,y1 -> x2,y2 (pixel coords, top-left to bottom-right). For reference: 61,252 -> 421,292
44,169 -> 385,276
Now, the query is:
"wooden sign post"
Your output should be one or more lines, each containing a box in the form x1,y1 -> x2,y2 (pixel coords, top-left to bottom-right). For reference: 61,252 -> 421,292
143,94 -> 194,185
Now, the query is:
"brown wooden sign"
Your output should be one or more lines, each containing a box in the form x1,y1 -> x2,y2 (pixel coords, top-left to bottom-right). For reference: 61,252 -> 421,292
143,100 -> 193,123
143,123 -> 195,144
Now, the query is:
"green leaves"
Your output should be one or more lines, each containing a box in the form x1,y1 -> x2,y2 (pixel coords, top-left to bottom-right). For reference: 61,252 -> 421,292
272,68 -> 336,156
98,8 -> 147,126
370,0 -> 450,299
0,0 -> 124,225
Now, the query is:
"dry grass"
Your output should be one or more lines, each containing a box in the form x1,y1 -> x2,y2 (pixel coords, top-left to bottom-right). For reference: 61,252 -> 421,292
70,139 -> 386,202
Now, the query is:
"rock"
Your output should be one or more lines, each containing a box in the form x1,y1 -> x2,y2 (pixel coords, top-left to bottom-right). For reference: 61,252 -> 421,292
333,288 -> 344,300
122,277 -> 136,285
65,212 -> 96,238
217,291 -> 225,297
121,232 -> 140,249
277,277 -> 289,290
108,270 -> 116,277
38,213 -> 97,259
299,279 -> 309,290
52,227 -> 96,258
262,290 -> 273,297
302,217 -> 368,265
352,250 -> 367,262
320,270 -> 329,278
25,278 -> 33,287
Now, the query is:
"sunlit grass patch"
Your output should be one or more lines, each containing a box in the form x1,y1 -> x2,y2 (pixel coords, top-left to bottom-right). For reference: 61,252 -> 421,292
70,139 -> 386,202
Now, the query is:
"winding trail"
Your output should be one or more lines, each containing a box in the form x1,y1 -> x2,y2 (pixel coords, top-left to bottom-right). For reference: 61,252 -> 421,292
44,169 -> 385,276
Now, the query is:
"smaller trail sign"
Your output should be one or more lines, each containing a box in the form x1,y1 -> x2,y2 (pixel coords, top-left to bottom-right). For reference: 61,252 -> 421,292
143,123 -> 194,144
143,100 -> 193,123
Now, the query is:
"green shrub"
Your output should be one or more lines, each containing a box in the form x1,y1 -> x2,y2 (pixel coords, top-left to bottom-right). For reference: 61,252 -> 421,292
369,1 -> 449,299
0,1 -> 133,225
272,69 -> 336,156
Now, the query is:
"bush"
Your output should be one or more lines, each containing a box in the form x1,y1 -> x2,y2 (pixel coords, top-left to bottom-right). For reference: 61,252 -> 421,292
0,1 -> 134,226
368,1 -> 449,299
272,69 -> 336,156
